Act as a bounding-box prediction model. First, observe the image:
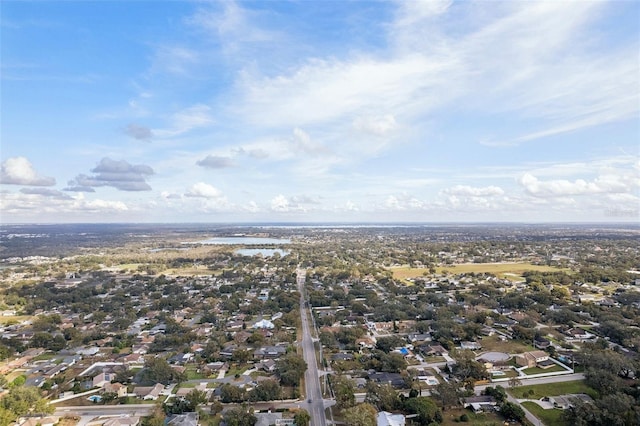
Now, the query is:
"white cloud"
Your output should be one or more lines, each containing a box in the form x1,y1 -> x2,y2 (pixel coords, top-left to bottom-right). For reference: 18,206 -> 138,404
291,128 -> 330,155
67,157 -> 154,192
197,155 -> 236,169
353,115 -> 398,136
518,172 -> 636,197
185,182 -> 223,199
0,157 -> 56,186
441,185 -> 505,197
82,199 -> 128,212
151,45 -> 199,75
270,194 -> 290,212
187,1 -> 280,53
154,104 -> 214,138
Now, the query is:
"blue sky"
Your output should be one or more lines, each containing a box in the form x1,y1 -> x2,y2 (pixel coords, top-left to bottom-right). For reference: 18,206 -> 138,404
1,0 -> 639,223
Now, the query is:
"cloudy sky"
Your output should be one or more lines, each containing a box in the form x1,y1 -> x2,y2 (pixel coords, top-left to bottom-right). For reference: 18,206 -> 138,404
1,0 -> 639,223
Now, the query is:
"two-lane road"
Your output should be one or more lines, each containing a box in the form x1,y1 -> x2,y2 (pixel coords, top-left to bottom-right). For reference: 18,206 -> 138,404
297,268 -> 327,426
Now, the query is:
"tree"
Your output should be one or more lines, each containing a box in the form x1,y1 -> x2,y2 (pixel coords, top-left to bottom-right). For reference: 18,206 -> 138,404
375,336 -> 406,353
141,406 -> 166,426
293,409 -> 311,426
139,357 -> 184,385
276,354 -> 307,387
403,397 -> 442,424
365,382 -> 400,412
232,349 -> 252,364
500,401 -> 525,422
333,375 -> 356,409
484,386 -> 507,403
223,404 -> 257,426
342,403 -> 377,426
220,384 -> 246,403
248,379 -> 282,401
184,389 -> 207,410
0,386 -> 53,425
433,381 -> 460,411
508,376 -> 522,389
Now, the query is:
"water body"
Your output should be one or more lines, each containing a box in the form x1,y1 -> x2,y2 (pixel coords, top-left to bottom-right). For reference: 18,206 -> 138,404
191,237 -> 291,245
235,248 -> 290,257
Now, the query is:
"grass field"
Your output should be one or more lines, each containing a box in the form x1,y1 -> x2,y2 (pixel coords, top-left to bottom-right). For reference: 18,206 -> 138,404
510,380 -> 597,399
522,402 -> 566,426
389,262 -> 570,282
440,408 -> 505,425
479,335 -> 534,354
521,364 -> 568,375
0,315 -> 32,325
161,266 -> 219,276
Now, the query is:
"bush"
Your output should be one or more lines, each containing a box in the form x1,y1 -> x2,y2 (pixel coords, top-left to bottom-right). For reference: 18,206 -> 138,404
460,414 -> 469,422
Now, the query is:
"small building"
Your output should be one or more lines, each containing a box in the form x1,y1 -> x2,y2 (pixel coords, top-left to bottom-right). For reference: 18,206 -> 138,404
103,417 -> 140,426
515,351 -> 550,368
167,412 -> 198,426
377,411 -> 405,426
460,341 -> 481,351
252,319 -> 275,329
462,395 -> 497,412
534,337 -> 551,349
133,383 -> 164,400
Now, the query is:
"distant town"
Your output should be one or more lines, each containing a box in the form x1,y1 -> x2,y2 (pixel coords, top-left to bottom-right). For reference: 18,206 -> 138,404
0,223 -> 638,426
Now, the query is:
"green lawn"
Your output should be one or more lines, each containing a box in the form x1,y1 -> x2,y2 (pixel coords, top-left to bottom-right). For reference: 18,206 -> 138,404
32,352 -> 57,361
389,262 -> 571,282
510,380 -> 597,399
440,408 -> 505,426
521,364 -> 567,375
185,367 -> 205,380
522,402 -> 566,426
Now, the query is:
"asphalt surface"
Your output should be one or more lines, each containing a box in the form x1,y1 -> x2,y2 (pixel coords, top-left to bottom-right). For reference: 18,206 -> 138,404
54,404 -> 155,417
297,268 -> 327,426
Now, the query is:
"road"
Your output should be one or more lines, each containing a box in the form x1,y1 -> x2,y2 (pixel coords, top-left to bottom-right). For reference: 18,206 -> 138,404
54,404 -> 156,418
475,373 -> 585,426
474,372 -> 585,394
297,267 -> 327,426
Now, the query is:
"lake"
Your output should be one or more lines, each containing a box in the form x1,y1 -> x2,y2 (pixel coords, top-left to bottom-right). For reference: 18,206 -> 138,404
188,237 -> 292,245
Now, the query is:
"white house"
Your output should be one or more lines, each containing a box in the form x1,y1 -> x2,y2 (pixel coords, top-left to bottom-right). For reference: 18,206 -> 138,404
253,319 -> 275,329
377,411 -> 405,426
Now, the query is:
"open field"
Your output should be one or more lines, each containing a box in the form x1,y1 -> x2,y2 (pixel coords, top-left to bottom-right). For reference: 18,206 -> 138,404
522,401 -> 566,426
521,364 -> 568,375
440,408 -> 505,425
509,380 -> 597,399
161,267 -> 220,276
0,315 -> 32,325
389,262 -> 571,282
478,335 -> 534,354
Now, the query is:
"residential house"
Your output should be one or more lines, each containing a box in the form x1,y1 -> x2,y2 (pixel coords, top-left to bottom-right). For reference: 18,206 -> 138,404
332,353 -> 355,362
252,319 -> 275,329
133,383 -> 164,400
377,411 -> 405,426
257,359 -> 277,373
167,412 -> 198,426
368,372 -> 405,388
104,382 -> 128,398
407,333 -> 432,343
93,372 -> 116,388
120,353 -> 145,366
462,395 -> 497,412
103,416 -> 140,426
546,394 -> 593,409
19,417 -> 59,426
460,341 -> 481,351
253,346 -> 286,360
534,337 -> 551,350
515,351 -> 551,368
